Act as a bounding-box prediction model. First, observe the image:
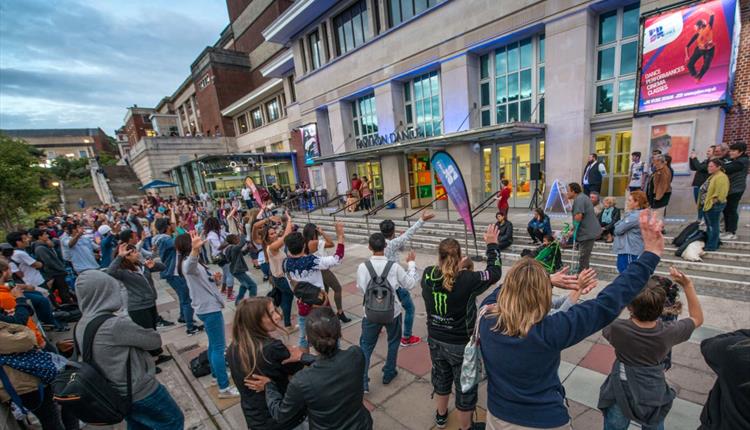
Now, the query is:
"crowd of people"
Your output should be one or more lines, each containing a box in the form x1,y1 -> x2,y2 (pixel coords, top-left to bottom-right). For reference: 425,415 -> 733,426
1,177 -> 748,430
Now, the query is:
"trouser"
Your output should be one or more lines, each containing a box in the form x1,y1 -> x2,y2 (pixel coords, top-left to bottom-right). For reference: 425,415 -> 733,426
24,291 -> 63,329
583,183 -> 601,196
221,264 -> 234,288
233,271 -> 258,304
704,203 -> 726,251
428,338 -> 478,411
576,239 -> 595,271
18,387 -> 63,430
616,254 -> 639,274
321,269 -> 343,312
723,192 -> 742,234
165,276 -> 194,330
603,403 -> 664,430
272,276 -> 294,327
197,311 -> 229,389
396,287 -> 415,338
129,306 -> 163,356
527,227 -> 545,243
244,199 -> 254,209
125,384 -> 184,430
49,274 -> 73,304
687,46 -> 714,80
487,412 -> 570,429
359,315 -> 402,387
260,262 -> 270,280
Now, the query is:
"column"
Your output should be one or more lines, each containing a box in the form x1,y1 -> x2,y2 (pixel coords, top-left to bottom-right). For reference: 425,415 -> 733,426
544,10 -> 596,193
440,54 -> 474,134
380,154 -> 407,207
327,101 -> 355,195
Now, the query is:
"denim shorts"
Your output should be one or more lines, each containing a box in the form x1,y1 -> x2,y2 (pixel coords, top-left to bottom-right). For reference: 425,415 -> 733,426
428,338 -> 477,411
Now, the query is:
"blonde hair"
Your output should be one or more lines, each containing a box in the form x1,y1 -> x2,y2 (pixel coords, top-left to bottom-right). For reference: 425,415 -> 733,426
437,238 -> 461,292
491,258 -> 551,337
604,196 -> 617,206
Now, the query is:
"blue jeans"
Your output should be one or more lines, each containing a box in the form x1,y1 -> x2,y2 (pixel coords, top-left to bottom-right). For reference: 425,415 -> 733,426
396,288 -> 415,338
24,291 -> 63,329
603,403 -> 664,430
126,384 -> 184,430
165,276 -> 194,330
616,254 -> 639,274
704,203 -> 726,251
233,271 -> 258,304
298,315 -> 308,348
359,315 -> 402,388
273,276 -> 294,327
260,262 -> 270,279
197,311 -> 229,389
221,264 -> 234,288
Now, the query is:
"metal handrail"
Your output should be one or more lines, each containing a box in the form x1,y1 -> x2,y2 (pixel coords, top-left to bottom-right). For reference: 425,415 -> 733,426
471,190 -> 501,217
329,198 -> 362,216
281,195 -> 302,212
403,195 -> 442,221
367,192 -> 408,217
308,194 -> 340,214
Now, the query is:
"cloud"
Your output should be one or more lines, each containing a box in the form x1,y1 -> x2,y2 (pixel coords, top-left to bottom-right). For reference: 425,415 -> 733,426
0,0 -> 227,134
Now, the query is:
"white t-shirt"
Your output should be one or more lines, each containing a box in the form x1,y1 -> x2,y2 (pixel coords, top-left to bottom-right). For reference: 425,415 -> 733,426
241,187 -> 251,200
12,249 -> 45,286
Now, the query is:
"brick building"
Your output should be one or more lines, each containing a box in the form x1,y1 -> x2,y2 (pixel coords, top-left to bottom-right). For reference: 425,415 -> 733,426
123,106 -> 155,149
722,0 -> 750,146
2,128 -> 115,166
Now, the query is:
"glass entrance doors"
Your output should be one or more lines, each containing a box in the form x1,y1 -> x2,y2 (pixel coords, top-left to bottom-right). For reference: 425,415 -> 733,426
407,152 -> 433,208
482,140 -> 541,208
356,160 -> 383,203
592,130 -> 631,197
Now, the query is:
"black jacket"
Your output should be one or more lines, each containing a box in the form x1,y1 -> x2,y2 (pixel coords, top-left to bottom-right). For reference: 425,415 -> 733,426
228,339 -> 308,430
699,329 -> 750,430
494,221 -> 513,250
266,346 -> 372,430
723,155 -> 749,195
597,207 -> 621,229
32,241 -> 66,278
422,244 -> 502,345
689,157 -> 710,187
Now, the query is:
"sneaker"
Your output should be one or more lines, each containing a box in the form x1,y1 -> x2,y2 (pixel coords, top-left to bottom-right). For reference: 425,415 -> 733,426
435,410 -> 449,429
383,371 -> 398,385
218,386 -> 240,399
156,316 -> 175,327
177,317 -> 185,324
468,423 -> 486,430
155,355 -> 173,365
226,294 -> 236,301
400,336 -> 421,347
720,233 -> 737,240
186,326 -> 204,336
155,366 -> 162,375
338,313 -> 352,323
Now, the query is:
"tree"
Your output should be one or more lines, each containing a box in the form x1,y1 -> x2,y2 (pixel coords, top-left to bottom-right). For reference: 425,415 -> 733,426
0,134 -> 50,231
49,157 -> 89,181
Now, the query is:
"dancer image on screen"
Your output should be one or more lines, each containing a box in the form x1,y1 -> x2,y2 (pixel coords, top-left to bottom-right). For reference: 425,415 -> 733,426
685,13 -> 715,83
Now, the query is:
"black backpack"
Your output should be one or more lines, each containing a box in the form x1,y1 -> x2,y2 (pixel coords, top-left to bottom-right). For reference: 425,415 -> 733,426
362,261 -> 395,324
52,314 -> 132,425
190,350 -> 211,378
673,221 -> 700,247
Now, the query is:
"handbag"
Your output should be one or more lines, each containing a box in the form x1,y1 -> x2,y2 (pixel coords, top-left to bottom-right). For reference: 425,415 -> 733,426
460,304 -> 491,393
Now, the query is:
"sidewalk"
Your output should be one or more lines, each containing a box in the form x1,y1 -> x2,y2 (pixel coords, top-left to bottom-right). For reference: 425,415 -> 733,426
133,242 -> 747,430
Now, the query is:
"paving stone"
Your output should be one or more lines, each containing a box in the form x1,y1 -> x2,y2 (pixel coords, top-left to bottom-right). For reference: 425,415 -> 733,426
396,341 -> 432,377
365,367 -> 417,406
669,341 -> 713,373
562,366 -> 606,409
558,360 -> 576,383
371,408 -> 410,430
666,364 -> 715,401
381,380 -> 438,430
571,407 -> 604,430
664,397 -> 703,430
561,339 -> 594,366
567,399 -> 590,420
578,343 -> 616,375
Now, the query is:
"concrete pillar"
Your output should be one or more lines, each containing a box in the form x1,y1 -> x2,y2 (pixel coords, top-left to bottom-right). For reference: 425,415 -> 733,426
327,101 -> 355,195
544,9 -> 596,194
380,154 -> 407,207
374,82 -> 400,134
440,54 -> 473,134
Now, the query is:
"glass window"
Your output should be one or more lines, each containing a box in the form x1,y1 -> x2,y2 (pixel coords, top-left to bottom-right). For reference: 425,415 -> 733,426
507,74 -> 518,101
520,99 -> 531,122
353,93 -> 378,141
250,108 -> 263,128
538,34 -> 545,63
404,71 -> 441,137
388,0 -> 440,27
266,99 -> 280,122
480,82 -> 490,107
496,76 -> 507,104
334,0 -> 370,56
495,47 -> 506,75
237,114 -> 249,134
507,42 -> 519,72
481,110 -> 491,127
520,38 -> 533,69
480,54 -> 489,79
520,69 -> 532,99
308,30 -> 322,70
595,5 -> 639,114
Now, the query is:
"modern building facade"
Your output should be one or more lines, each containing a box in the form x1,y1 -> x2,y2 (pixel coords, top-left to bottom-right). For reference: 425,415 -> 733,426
261,0 -> 746,215
2,128 -> 114,166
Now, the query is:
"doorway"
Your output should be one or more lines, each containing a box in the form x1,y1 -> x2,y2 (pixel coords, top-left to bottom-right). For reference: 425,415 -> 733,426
481,140 -> 542,208
407,152 -> 434,208
355,160 -> 383,203
592,130 -> 632,198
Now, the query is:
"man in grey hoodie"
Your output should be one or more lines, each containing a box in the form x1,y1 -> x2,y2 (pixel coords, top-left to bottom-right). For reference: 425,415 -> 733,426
75,269 -> 184,429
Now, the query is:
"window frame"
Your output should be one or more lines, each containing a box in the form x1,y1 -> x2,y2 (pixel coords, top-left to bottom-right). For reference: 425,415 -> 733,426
594,4 -> 639,115
308,29 -> 323,70
478,34 -> 545,127
250,108 -> 263,129
352,92 -> 379,141
403,70 -> 442,137
333,0 -> 370,56
236,113 -> 249,135
387,0 -> 441,28
266,99 -> 281,122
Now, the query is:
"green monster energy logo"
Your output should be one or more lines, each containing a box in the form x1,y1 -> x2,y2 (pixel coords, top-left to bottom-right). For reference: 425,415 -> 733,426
433,291 -> 448,316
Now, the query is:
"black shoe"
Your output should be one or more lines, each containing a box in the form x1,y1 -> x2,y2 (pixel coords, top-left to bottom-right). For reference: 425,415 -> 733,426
338,313 -> 352,323
466,423 -> 486,430
156,316 -> 175,327
155,366 -> 162,374
383,371 -> 398,385
177,317 -> 185,324
263,276 -> 269,282
435,410 -> 448,429
155,355 -> 173,365
186,325 -> 204,336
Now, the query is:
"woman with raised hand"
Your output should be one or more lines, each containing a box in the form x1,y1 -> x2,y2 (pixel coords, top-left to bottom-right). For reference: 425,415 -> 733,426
479,210 -> 664,429
264,212 -> 296,328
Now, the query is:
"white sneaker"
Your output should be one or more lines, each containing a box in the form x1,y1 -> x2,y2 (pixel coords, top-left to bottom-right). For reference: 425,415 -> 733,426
218,386 -> 240,398
720,233 -> 737,240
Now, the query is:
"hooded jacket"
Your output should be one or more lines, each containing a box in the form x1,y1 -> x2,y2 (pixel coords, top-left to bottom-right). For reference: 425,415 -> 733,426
32,241 -> 67,278
723,154 -> 749,195
152,233 -> 176,279
75,270 -> 162,402
0,321 -> 40,403
106,256 -> 165,311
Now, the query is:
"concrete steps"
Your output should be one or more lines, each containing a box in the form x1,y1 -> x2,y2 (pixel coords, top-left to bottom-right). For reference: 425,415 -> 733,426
101,165 -> 143,205
298,212 -> 750,301
62,186 -> 102,213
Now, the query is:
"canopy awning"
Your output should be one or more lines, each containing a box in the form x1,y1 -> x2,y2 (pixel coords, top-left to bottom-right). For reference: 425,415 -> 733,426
312,122 -> 545,163
140,179 -> 178,190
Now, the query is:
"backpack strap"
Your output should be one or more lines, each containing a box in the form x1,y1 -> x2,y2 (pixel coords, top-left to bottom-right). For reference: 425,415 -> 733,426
381,261 -> 395,280
79,314 -> 133,405
363,260 -> 378,283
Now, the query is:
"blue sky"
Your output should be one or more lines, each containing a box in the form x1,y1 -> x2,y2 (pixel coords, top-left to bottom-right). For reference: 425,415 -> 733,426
0,0 -> 228,135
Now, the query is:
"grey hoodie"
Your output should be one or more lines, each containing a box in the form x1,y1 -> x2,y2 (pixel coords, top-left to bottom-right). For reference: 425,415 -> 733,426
75,270 -> 162,402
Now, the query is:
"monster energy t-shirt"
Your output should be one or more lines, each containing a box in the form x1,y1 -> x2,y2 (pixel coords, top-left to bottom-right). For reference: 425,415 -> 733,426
420,244 -> 503,345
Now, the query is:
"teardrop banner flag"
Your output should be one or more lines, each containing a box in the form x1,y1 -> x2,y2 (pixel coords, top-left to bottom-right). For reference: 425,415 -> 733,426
431,151 -> 475,237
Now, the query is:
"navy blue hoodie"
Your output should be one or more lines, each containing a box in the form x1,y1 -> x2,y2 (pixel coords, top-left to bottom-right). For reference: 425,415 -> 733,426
479,252 -> 660,428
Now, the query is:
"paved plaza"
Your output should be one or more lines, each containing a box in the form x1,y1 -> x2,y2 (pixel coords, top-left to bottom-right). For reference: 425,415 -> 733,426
65,228 -> 749,430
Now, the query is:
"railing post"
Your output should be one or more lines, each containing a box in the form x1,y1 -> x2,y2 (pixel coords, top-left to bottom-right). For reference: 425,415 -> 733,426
402,194 -> 407,220
463,222 -> 469,256
366,215 -> 371,236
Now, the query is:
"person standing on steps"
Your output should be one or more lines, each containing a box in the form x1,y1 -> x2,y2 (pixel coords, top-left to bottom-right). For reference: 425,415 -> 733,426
381,211 -> 435,347
566,182 -> 600,272
628,152 -> 645,192
720,142 -> 749,241
646,154 -> 672,211
689,146 -> 715,219
357,233 -> 418,393
496,179 -> 511,216
582,153 -> 607,196
699,159 -> 729,252
422,224 -> 502,430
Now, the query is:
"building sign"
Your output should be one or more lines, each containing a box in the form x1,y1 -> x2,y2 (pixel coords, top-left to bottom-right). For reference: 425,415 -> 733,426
431,151 -> 475,236
636,0 -> 740,115
302,123 -> 320,165
356,127 -> 424,149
